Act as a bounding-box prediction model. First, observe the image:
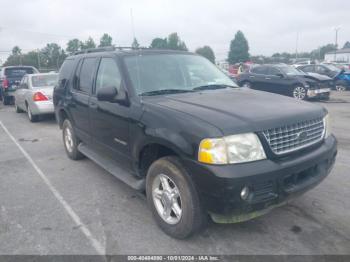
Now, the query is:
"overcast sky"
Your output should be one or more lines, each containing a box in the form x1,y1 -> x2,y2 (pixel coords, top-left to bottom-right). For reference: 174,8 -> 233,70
0,0 -> 349,63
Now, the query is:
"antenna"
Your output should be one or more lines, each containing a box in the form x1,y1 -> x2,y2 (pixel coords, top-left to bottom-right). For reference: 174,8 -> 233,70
130,8 -> 142,101
130,8 -> 136,40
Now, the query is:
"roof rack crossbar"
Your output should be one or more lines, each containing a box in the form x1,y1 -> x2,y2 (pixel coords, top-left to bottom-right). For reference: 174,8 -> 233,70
72,46 -> 149,55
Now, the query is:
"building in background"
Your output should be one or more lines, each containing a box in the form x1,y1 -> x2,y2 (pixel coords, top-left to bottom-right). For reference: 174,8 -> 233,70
324,48 -> 350,62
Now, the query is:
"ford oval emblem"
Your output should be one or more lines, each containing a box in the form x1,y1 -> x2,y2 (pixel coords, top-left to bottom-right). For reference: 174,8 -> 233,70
297,131 -> 308,141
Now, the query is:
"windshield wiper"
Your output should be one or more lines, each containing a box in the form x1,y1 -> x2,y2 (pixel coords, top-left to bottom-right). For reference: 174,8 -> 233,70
192,84 -> 236,91
140,89 -> 194,96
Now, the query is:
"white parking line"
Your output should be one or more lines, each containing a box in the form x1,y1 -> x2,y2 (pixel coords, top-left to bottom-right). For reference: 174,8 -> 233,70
0,120 -> 105,255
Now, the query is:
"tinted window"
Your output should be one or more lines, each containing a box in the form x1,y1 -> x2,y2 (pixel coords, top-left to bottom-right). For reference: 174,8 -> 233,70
5,67 -> 35,78
316,65 -> 329,74
78,58 -> 96,93
268,67 -> 282,76
301,65 -> 314,73
251,66 -> 268,75
58,59 -> 74,89
95,58 -> 122,93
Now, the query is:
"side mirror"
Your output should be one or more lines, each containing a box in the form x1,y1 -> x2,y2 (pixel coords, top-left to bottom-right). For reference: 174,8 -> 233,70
276,73 -> 284,78
97,86 -> 118,102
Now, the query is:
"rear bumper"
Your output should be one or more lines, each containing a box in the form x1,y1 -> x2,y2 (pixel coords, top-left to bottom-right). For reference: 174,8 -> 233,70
183,135 -> 337,218
30,101 -> 54,115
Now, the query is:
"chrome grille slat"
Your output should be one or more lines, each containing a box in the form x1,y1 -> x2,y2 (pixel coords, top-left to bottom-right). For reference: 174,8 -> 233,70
263,117 -> 324,155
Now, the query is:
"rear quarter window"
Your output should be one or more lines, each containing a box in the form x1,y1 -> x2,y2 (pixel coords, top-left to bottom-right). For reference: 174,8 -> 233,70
58,59 -> 75,89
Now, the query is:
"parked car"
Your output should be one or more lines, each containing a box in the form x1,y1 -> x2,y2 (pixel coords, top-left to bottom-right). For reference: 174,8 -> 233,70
236,64 -> 332,100
297,64 -> 350,91
0,66 -> 39,105
14,73 -> 58,122
54,48 -> 337,239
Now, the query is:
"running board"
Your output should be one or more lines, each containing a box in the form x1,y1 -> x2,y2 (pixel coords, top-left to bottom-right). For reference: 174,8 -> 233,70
78,143 -> 145,191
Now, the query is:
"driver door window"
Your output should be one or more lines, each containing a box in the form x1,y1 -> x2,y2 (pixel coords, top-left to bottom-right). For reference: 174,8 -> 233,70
95,58 -> 122,94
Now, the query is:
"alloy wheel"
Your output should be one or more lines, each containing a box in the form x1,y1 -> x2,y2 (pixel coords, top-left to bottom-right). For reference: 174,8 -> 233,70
64,126 -> 74,153
336,85 -> 346,92
293,86 -> 306,100
152,174 -> 182,225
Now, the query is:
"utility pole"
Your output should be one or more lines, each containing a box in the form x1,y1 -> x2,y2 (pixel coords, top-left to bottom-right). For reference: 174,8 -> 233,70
37,49 -> 41,70
334,26 -> 341,62
295,32 -> 299,61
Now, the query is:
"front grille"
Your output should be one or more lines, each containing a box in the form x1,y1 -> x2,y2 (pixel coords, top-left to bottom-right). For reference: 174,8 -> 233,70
263,117 -> 325,155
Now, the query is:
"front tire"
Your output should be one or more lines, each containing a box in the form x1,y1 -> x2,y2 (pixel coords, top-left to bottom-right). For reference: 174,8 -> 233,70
292,86 -> 307,100
146,156 -> 206,239
62,119 -> 84,160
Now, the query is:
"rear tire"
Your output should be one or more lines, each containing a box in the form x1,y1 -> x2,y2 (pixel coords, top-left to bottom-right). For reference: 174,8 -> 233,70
15,103 -> 24,113
146,156 -> 206,239
27,105 -> 39,122
335,82 -> 347,91
3,96 -> 10,105
241,81 -> 252,88
62,119 -> 84,160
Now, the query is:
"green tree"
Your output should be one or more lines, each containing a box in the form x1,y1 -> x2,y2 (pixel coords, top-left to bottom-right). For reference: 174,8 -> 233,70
195,46 -> 215,63
12,46 -> 22,56
150,37 -> 168,49
131,37 -> 140,48
343,41 -> 350,49
81,37 -> 96,50
99,33 -> 113,47
66,39 -> 82,53
40,43 -> 66,70
167,32 -> 187,51
228,30 -> 250,64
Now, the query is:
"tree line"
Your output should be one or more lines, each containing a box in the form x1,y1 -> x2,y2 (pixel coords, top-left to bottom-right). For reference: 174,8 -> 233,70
3,31 -> 349,70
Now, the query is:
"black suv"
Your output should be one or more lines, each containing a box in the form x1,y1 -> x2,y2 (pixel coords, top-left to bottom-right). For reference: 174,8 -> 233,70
53,48 -> 337,238
0,66 -> 39,105
236,64 -> 332,100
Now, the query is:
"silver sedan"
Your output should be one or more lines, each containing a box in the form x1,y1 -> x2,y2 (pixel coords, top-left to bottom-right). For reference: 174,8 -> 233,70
14,73 -> 58,122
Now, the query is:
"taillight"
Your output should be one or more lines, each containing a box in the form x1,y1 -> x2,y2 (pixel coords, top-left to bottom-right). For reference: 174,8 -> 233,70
2,78 -> 9,89
33,92 -> 48,101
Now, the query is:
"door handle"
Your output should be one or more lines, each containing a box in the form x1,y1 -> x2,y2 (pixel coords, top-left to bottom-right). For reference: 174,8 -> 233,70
249,76 -> 255,78
265,77 -> 271,80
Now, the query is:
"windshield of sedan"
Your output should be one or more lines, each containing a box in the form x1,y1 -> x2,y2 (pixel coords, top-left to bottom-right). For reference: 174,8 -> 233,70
124,54 -> 237,95
31,74 -> 58,88
278,65 -> 305,76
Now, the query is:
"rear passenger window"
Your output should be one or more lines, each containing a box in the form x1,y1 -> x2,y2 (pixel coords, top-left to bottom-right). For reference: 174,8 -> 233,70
251,66 -> 268,75
95,58 -> 122,93
77,58 -> 97,94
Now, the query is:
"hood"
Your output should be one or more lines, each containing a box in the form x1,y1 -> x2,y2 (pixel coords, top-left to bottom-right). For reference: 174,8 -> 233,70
304,73 -> 332,81
145,88 -> 326,135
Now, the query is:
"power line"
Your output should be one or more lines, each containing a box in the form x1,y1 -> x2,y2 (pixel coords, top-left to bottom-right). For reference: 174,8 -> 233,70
0,26 -> 77,39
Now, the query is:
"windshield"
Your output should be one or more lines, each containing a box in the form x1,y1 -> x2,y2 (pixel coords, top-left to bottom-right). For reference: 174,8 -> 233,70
124,54 -> 237,95
278,65 -> 305,76
5,67 -> 35,78
31,74 -> 58,88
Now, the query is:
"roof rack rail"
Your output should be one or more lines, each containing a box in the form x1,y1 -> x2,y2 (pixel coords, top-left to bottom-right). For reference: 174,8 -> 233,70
72,46 -> 149,55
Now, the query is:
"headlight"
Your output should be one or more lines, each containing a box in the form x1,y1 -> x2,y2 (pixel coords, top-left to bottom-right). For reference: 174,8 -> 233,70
198,133 -> 266,165
323,114 -> 331,138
